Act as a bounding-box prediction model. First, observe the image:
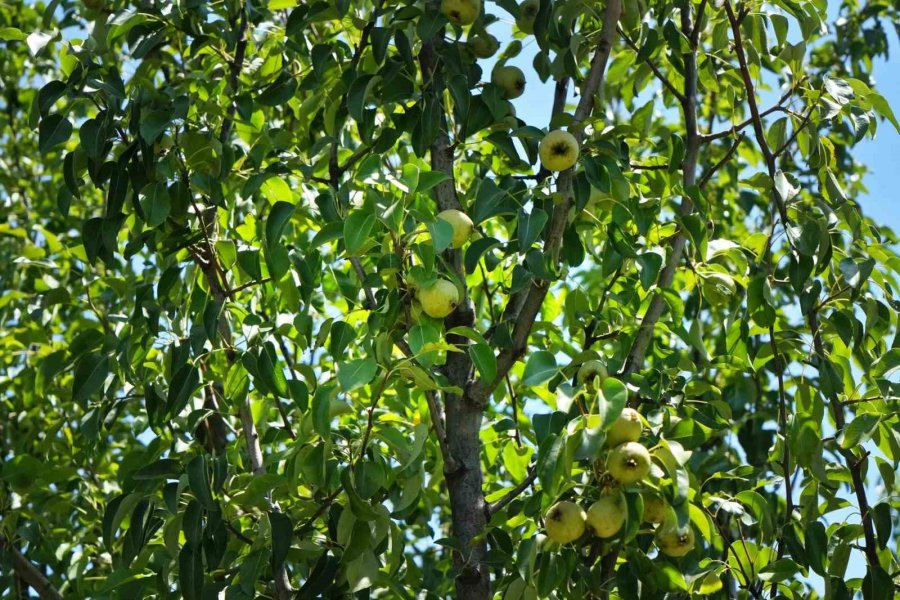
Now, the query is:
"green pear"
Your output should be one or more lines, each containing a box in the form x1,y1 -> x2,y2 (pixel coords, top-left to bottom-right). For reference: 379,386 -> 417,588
466,32 -> 499,58
642,491 -> 668,524
491,65 -> 526,99
576,359 -> 607,391
607,442 -> 651,485
441,0 -> 481,26
655,517 -> 696,557
544,501 -> 586,544
606,407 -> 642,447
436,209 -> 474,249
416,279 -> 459,319
585,491 -> 627,538
516,0 -> 540,34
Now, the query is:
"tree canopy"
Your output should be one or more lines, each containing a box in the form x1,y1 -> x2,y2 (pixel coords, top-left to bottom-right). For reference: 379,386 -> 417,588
1,0 -> 900,598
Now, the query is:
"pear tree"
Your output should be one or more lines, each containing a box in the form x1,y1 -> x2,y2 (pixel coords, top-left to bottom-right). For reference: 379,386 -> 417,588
2,0 -> 900,599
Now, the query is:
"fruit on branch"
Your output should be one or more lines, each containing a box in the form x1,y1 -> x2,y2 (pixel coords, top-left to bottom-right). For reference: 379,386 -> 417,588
607,442 -> 651,485
441,0 -> 481,26
539,130 -> 580,171
655,517 -> 696,557
576,359 -> 607,391
700,272 -> 736,304
516,0 -> 540,34
436,209 -> 474,249
491,65 -> 526,99
585,491 -> 627,538
466,32 -> 499,58
641,491 -> 668,524
606,407 -> 643,447
416,279 -> 459,319
544,501 -> 586,544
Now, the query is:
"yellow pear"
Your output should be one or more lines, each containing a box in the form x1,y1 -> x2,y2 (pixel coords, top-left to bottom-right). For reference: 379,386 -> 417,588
655,517 -> 696,557
491,65 -> 526,99
544,501 -> 586,544
606,408 -> 642,447
607,442 -> 651,485
642,491 -> 668,524
416,279 -> 459,319
585,491 -> 627,538
516,0 -> 540,33
436,209 -> 474,249
539,130 -> 579,171
441,0 -> 481,26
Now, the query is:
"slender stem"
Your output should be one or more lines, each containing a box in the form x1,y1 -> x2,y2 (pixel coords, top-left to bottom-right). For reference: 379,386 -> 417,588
618,26 -> 687,103
0,537 -> 63,600
486,465 -> 537,516
698,132 -> 746,188
219,4 -> 248,143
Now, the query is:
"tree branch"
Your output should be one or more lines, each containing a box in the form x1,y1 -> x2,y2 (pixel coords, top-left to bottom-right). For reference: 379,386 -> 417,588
697,132 -> 745,188
618,26 -> 687,104
219,4 -> 248,144
701,86 -> 794,142
0,537 -> 63,600
621,0 -> 701,378
486,465 -> 537,516
468,0 -> 622,406
808,309 -> 879,567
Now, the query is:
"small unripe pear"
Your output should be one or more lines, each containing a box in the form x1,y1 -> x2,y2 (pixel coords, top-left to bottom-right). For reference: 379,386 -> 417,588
642,491 -> 668,524
516,0 -> 540,34
585,491 -> 627,538
544,501 -> 586,544
655,517 -> 696,557
416,279 -> 459,319
466,32 -> 499,58
539,130 -> 579,171
436,209 -> 474,249
491,65 -> 526,99
576,359 -> 607,391
607,442 -> 651,485
606,407 -> 642,447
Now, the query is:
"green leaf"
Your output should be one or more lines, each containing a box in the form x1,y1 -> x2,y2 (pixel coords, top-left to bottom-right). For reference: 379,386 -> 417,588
167,364 -> 200,417
344,210 -> 376,256
39,114 -> 72,153
598,377 -> 627,430
839,413 -> 879,449
269,511 -> 292,567
338,358 -> 377,392
311,386 -> 331,438
72,353 -> 109,404
517,208 -> 548,252
805,520 -> 828,576
522,351 -> 557,386
469,343 -> 497,383
139,181 -> 171,227
0,27 -> 27,41
265,201 -> 295,248
186,455 -> 216,510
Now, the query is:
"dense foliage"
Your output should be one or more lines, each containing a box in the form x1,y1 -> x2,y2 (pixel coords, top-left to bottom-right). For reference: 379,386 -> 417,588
1,0 -> 899,598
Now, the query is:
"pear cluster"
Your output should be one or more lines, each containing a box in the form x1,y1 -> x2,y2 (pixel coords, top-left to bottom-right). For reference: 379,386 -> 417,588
411,209 -> 474,320
542,394 -> 696,558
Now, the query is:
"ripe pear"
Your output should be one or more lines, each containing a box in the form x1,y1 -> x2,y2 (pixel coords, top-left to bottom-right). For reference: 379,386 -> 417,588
491,65 -> 526,99
441,0 -> 481,26
436,209 -> 474,249
466,32 -> 499,58
642,491 -> 668,524
655,517 -> 696,557
576,359 -> 607,391
539,130 -> 579,171
516,0 -> 540,34
585,491 -> 627,538
544,501 -> 586,544
416,279 -> 459,319
607,442 -> 651,485
606,408 -> 642,447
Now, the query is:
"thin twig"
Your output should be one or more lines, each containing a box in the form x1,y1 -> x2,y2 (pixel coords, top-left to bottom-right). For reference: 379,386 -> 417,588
219,4 -> 248,143
487,465 -> 537,516
697,132 -> 746,188
618,26 -> 687,103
